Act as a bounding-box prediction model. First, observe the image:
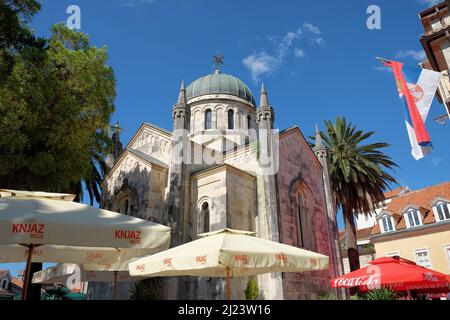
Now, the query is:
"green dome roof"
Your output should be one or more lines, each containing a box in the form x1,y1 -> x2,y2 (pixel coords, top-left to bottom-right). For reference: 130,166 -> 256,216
186,72 -> 256,106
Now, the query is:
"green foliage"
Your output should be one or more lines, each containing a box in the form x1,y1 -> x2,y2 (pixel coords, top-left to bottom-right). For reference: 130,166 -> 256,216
129,278 -> 162,300
316,292 -> 338,300
364,288 -> 397,300
320,117 -> 398,215
0,20 -> 116,202
244,278 -> 259,300
349,294 -> 364,300
0,0 -> 44,83
316,117 -> 398,269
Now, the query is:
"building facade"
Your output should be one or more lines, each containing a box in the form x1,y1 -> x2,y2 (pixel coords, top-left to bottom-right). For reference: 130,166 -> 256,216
370,182 -> 450,275
89,65 -> 342,300
419,0 -> 450,124
0,270 -> 22,300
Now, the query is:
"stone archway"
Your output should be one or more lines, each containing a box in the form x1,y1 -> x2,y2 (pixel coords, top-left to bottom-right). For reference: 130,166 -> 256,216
288,177 -> 317,251
114,180 -> 139,217
196,197 -> 211,236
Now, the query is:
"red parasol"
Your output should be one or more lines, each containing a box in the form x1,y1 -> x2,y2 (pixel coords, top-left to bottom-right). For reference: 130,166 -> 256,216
330,256 -> 450,293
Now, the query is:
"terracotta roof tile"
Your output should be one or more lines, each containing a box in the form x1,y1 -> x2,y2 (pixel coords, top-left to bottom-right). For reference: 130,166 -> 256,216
371,181 -> 450,235
10,277 -> 23,289
339,227 -> 374,241
396,218 -> 406,230
387,182 -> 450,214
371,223 -> 381,235
423,211 -> 436,224
384,187 -> 410,199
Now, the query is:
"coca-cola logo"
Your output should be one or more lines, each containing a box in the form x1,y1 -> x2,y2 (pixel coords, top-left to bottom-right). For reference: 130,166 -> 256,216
333,274 -> 380,288
423,273 -> 439,282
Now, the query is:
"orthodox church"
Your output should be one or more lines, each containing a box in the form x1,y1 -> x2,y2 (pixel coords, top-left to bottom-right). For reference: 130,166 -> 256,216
89,59 -> 343,300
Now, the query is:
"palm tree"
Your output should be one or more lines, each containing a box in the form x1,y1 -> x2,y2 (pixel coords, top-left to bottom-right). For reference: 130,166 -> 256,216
318,117 -> 398,272
69,154 -> 107,205
69,123 -> 122,205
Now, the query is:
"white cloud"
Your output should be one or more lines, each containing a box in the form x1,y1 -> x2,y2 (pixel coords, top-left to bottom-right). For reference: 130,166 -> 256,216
395,50 -> 426,62
314,37 -> 326,47
417,0 -> 441,6
243,52 -> 280,83
431,157 -> 443,167
374,66 -> 393,73
294,48 -> 305,58
303,22 -> 321,35
243,23 -> 324,82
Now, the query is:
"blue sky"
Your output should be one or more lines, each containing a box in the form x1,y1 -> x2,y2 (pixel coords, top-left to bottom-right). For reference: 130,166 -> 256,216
2,0 -> 450,276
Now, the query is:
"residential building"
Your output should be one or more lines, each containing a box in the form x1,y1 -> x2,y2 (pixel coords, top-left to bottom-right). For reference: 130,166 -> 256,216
370,181 -> 450,275
0,270 -> 23,300
419,0 -> 450,124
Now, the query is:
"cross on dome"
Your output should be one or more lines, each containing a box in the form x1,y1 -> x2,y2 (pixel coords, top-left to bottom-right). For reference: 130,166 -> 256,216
212,51 -> 224,73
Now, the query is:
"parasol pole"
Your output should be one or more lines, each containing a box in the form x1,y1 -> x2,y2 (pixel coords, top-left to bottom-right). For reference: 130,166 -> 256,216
226,267 -> 231,301
21,244 -> 35,300
112,271 -> 118,300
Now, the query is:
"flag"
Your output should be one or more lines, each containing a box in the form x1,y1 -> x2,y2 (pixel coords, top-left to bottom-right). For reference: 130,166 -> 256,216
385,60 -> 441,160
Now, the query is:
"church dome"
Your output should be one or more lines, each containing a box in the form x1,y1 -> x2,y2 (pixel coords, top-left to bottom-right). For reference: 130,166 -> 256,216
186,72 -> 256,106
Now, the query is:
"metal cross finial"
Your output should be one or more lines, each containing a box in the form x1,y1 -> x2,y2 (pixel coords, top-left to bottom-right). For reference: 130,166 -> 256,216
111,121 -> 123,134
213,51 -> 224,72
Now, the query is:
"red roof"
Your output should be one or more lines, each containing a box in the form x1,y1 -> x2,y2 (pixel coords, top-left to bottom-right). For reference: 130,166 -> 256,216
383,187 -> 410,199
339,227 -> 373,242
372,181 -> 450,235
10,277 -> 23,289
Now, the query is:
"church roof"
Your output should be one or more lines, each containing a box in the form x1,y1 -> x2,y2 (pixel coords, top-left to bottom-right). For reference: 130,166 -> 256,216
126,148 -> 168,169
186,72 -> 256,106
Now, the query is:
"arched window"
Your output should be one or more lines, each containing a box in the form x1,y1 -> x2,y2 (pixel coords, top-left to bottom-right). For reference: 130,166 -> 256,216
294,193 -> 311,249
202,202 -> 210,233
297,204 -> 305,248
227,110 -> 234,130
124,200 -> 129,215
247,115 -> 253,130
198,202 -> 210,234
205,109 -> 212,130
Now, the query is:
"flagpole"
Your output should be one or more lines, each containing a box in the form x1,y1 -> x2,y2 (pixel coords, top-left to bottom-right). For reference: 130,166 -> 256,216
375,57 -> 391,64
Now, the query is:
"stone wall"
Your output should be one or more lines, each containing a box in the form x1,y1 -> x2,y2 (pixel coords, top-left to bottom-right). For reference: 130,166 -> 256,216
277,128 -> 335,299
100,151 -> 168,222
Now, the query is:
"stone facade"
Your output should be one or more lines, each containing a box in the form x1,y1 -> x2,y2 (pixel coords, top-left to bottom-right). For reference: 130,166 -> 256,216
89,69 -> 342,300
277,128 -> 339,299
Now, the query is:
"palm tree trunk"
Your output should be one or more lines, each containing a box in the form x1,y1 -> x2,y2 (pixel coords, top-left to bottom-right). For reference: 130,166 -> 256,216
343,209 -> 360,272
343,207 -> 360,297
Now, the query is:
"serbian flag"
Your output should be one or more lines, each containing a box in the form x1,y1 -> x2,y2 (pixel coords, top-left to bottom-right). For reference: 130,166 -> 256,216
385,60 -> 441,160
